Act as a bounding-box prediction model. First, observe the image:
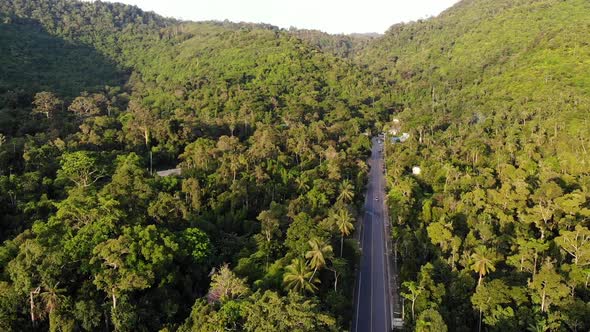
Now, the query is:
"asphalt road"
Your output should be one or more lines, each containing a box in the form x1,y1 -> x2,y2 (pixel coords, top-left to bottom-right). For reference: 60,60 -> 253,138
353,137 -> 392,332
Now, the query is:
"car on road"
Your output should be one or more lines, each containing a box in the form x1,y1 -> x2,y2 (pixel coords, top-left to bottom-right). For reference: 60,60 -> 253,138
375,197 -> 379,201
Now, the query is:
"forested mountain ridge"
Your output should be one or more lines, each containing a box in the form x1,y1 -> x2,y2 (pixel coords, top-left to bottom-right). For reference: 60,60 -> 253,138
363,0 -> 590,136
288,28 -> 378,59
0,0 -> 393,331
1,0 -> 589,331
0,14 -> 125,96
361,0 -> 590,330
0,0 -> 174,65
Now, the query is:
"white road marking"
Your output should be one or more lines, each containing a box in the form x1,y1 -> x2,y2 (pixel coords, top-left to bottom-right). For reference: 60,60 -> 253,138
381,210 -> 388,329
370,193 -> 374,332
355,271 -> 361,332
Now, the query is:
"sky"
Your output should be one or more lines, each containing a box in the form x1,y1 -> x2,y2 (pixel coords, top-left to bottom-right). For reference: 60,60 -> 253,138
93,0 -> 461,34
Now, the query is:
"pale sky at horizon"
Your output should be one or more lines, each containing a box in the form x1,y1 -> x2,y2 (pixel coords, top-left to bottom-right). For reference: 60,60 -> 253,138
91,0 -> 461,34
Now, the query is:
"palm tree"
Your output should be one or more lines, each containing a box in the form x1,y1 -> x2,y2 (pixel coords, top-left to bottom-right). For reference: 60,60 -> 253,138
356,159 -> 368,175
295,176 -> 310,193
337,180 -> 355,204
39,282 -> 67,327
471,246 -> 497,286
39,282 -> 65,315
333,208 -> 355,257
305,238 -> 333,283
283,258 -> 318,294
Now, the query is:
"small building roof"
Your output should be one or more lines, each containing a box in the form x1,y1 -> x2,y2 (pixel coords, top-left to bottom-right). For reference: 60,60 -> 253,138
156,168 -> 182,177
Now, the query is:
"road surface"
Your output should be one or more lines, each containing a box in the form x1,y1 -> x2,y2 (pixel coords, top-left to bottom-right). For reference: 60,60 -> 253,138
353,137 -> 395,332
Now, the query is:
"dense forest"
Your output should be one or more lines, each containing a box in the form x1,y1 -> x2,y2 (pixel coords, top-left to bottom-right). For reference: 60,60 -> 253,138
0,0 -> 589,331
360,0 -> 590,331
0,0 -> 394,331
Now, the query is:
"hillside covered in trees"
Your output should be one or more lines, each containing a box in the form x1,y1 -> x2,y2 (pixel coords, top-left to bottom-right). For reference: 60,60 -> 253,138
0,0 -> 393,331
361,0 -> 590,330
0,0 -> 589,331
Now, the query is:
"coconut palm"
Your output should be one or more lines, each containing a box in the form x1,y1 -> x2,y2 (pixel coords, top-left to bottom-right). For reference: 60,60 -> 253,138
39,281 -> 67,326
295,176 -> 310,193
283,258 -> 318,294
471,246 -> 497,286
337,180 -> 355,204
333,208 -> 355,257
40,283 -> 65,314
356,160 -> 368,174
305,238 -> 333,282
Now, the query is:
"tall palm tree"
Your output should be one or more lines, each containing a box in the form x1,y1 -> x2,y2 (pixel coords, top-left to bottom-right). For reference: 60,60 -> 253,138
333,208 -> 355,257
283,258 -> 318,294
305,238 -> 333,283
337,180 -> 355,204
356,160 -> 368,175
40,283 -> 64,315
471,246 -> 497,286
39,281 -> 66,326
